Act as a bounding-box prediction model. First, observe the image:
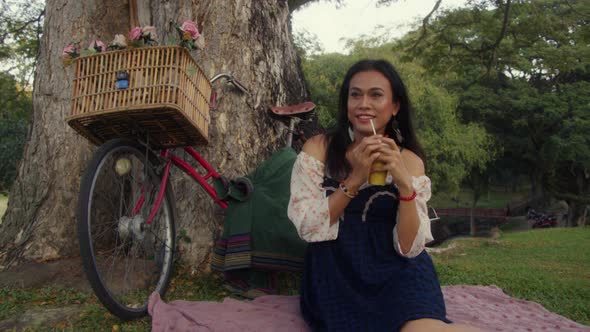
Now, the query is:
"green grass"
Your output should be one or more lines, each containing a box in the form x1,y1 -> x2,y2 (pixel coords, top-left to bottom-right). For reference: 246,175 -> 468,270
0,194 -> 7,223
0,265 -> 228,331
431,227 -> 590,326
1,228 -> 588,330
0,287 -> 96,330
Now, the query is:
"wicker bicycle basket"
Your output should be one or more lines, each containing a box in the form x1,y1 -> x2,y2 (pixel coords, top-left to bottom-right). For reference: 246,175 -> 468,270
66,46 -> 212,148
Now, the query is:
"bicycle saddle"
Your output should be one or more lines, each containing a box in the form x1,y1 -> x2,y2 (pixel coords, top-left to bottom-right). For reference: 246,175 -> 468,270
270,101 -> 316,119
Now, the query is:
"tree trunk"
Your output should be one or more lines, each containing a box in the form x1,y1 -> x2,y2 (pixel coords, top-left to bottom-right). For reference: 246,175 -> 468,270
469,200 -> 477,237
0,0 -> 309,271
567,201 -> 587,227
468,170 -> 484,237
529,170 -> 550,208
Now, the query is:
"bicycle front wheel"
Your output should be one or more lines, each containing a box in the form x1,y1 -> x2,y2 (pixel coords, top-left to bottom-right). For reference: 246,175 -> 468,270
77,139 -> 176,320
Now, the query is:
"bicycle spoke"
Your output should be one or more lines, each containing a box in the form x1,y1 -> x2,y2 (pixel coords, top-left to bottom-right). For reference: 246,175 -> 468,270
146,223 -> 173,252
79,140 -> 175,319
108,229 -> 125,288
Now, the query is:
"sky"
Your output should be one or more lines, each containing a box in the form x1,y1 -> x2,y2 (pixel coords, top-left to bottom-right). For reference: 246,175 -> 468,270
292,0 -> 469,54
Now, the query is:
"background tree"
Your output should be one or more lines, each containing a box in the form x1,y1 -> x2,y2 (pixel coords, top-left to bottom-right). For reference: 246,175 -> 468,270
399,0 -> 590,223
0,73 -> 32,194
0,0 -> 310,269
0,1 -> 43,194
0,0 -> 44,86
300,52 -> 349,127
547,81 -> 590,226
293,29 -> 325,59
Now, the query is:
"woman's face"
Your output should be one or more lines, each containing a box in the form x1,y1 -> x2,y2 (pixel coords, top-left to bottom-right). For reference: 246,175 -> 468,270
347,70 -> 399,138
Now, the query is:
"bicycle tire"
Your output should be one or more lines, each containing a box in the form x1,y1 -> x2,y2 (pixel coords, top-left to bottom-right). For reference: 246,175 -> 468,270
77,139 -> 176,320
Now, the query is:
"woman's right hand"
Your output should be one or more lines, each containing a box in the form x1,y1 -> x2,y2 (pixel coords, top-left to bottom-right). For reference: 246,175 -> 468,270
345,135 -> 383,190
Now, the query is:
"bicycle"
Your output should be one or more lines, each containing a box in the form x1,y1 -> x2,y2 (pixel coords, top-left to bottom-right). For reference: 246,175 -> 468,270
73,63 -> 315,320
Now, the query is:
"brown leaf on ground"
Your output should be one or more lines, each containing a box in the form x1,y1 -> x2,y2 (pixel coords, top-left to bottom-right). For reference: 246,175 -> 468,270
55,322 -> 67,329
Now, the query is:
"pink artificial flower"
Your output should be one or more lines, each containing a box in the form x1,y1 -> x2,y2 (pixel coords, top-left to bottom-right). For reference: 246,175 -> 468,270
142,25 -> 157,39
129,26 -> 142,40
88,40 -> 106,52
62,45 -> 76,59
181,20 -> 200,40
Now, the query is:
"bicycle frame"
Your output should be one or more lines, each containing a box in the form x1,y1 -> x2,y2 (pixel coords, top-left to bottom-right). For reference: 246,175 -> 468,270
137,146 -> 228,226
164,147 -> 229,209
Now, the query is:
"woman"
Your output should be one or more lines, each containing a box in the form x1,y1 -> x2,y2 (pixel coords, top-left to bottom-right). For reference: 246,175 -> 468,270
288,60 -> 482,331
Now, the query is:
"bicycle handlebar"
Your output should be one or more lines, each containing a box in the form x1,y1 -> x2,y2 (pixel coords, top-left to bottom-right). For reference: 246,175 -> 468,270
210,72 -> 249,95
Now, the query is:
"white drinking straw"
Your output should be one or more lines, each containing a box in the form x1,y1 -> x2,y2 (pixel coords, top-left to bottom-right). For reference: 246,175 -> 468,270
370,119 -> 377,135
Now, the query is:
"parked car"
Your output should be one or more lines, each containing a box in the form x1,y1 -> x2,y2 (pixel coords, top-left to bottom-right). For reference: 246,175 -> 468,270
526,208 -> 558,228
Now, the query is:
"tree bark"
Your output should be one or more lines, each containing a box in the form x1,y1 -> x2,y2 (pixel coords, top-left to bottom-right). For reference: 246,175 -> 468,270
556,165 -> 590,227
0,0 -> 309,271
566,201 -> 588,227
469,200 -> 477,237
529,169 -> 550,208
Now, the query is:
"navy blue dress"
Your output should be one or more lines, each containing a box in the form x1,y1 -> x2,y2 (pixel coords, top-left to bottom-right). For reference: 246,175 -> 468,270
300,177 -> 450,331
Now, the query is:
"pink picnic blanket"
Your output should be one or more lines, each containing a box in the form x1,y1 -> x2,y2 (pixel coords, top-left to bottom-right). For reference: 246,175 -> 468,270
148,285 -> 590,332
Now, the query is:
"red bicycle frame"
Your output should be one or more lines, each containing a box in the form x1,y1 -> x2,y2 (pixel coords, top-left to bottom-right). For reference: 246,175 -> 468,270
164,147 -> 229,209
133,146 -> 228,226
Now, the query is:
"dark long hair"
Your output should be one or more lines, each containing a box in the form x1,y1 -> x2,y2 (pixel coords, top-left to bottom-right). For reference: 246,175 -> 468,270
325,59 -> 426,180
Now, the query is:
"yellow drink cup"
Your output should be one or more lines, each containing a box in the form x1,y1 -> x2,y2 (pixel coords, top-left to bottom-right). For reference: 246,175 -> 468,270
369,161 -> 387,185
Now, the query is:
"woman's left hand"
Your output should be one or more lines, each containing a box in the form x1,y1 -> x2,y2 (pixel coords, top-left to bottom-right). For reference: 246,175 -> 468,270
374,137 -> 414,196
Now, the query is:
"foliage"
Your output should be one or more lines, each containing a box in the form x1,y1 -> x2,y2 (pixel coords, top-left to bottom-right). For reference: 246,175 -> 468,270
293,29 -> 325,59
432,227 -> 590,325
0,194 -> 7,222
0,0 -> 44,88
289,0 -> 404,12
398,58 -> 495,193
300,52 -> 350,127
0,1 -> 41,194
0,72 -> 31,194
396,0 -> 590,216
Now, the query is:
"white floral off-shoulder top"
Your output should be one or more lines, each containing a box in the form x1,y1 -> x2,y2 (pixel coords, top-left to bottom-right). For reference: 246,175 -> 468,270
287,151 -> 434,258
